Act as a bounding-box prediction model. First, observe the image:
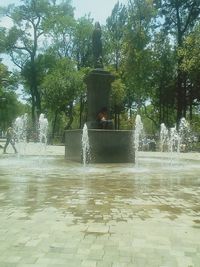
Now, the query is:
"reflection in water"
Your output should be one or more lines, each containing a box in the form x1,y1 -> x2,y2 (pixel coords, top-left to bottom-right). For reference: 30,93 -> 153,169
1,149 -> 200,267
0,152 -> 200,224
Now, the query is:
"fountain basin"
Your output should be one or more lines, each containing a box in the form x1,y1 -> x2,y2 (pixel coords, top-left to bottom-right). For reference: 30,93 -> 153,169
65,129 -> 135,163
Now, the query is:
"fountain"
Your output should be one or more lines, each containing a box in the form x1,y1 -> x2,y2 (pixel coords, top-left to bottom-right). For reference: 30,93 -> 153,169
65,22 -> 135,163
160,123 -> 169,152
8,113 -> 49,156
159,118 -> 192,155
14,113 -> 28,154
157,117 -> 196,166
178,117 -> 191,152
168,126 -> 179,153
14,113 -> 28,143
1,20 -> 200,267
38,113 -> 48,145
81,123 -> 90,166
1,137 -> 200,266
1,25 -> 199,266
1,111 -> 200,267
134,114 -> 144,166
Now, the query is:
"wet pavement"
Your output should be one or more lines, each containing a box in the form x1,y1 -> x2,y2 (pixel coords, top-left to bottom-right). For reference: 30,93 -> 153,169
0,144 -> 200,267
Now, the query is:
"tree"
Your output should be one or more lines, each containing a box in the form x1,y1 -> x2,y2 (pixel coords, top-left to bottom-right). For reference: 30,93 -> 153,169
151,32 -> 176,126
122,0 -> 156,114
3,0 -> 50,122
0,27 -> 7,53
158,0 -> 200,121
44,0 -> 75,59
110,76 -> 126,129
104,2 -> 127,71
178,23 -> 200,120
73,16 -> 93,69
0,61 -> 24,130
41,58 -> 84,140
2,0 -> 75,124
72,17 -> 93,127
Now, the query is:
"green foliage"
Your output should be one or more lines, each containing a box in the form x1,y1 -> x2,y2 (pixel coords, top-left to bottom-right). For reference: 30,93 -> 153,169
0,27 -> 7,53
1,0 -> 200,134
0,62 -> 25,130
42,57 -> 83,113
104,2 -> 127,70
123,0 -> 156,110
111,77 -> 126,113
41,57 -> 85,132
178,24 -> 200,109
160,0 -> 200,38
150,32 -> 176,126
0,91 -> 23,129
44,0 -> 75,58
157,0 -> 200,121
73,16 -> 93,69
3,0 -> 76,123
21,53 -> 57,94
179,24 -> 200,83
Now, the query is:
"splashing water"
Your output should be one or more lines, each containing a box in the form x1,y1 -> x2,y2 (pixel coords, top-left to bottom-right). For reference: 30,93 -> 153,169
82,124 -> 90,166
178,117 -> 190,152
160,123 -> 169,152
14,113 -> 28,154
160,118 -> 191,155
169,126 -> 179,153
14,114 -> 28,142
159,118 -> 193,166
134,115 -> 144,167
38,113 -> 48,146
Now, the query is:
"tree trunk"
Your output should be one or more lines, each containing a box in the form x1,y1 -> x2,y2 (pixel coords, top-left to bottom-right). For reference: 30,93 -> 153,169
79,94 -> 84,129
176,69 -> 184,122
114,112 -> 117,129
51,110 -> 58,144
117,114 -> 120,130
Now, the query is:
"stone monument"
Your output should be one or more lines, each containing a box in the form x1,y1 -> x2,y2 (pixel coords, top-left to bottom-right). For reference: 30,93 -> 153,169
92,22 -> 103,69
85,22 -> 114,129
65,22 -> 135,163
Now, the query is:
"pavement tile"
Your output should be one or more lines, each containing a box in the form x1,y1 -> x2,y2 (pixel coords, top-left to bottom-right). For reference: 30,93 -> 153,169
0,148 -> 200,267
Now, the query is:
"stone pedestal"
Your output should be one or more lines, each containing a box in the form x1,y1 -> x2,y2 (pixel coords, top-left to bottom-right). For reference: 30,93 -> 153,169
84,69 -> 114,128
65,129 -> 134,163
64,68 -> 135,163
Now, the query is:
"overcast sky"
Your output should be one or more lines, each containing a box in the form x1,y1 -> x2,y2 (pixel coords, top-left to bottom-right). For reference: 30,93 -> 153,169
72,0 -> 128,24
0,0 -> 128,25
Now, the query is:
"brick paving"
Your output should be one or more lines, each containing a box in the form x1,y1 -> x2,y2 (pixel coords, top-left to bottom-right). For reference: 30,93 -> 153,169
0,144 -> 200,267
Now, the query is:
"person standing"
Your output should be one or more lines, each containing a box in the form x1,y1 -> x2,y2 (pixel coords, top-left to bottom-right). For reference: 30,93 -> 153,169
3,127 -> 17,154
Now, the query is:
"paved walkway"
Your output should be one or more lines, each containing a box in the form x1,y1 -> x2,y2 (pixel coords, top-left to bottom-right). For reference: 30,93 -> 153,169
0,145 -> 200,267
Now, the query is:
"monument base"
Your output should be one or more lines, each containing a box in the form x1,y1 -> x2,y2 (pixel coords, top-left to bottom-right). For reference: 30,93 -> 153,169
65,129 -> 135,163
85,69 -> 114,128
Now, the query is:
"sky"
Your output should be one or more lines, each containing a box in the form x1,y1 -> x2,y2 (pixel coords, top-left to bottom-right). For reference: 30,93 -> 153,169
72,0 -> 128,24
0,0 -> 128,25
